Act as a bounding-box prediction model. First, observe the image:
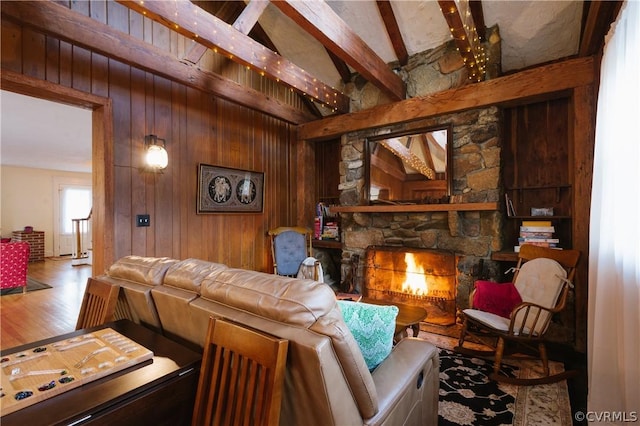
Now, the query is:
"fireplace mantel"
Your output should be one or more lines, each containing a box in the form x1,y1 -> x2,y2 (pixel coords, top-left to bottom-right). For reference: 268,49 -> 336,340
330,202 -> 498,214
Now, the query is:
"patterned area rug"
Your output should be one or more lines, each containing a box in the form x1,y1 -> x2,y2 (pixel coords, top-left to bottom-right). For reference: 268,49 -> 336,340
418,331 -> 572,426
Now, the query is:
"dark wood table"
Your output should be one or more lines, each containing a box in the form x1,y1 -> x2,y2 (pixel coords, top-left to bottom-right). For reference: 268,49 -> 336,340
1,320 -> 202,426
362,298 -> 428,342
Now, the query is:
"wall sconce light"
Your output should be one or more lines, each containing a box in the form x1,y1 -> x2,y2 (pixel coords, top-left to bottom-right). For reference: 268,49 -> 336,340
144,134 -> 168,171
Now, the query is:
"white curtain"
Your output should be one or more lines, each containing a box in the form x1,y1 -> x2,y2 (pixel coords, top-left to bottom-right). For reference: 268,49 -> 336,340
588,0 -> 640,419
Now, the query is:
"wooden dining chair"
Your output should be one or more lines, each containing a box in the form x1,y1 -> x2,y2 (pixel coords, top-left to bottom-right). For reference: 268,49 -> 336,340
75,277 -> 120,330
192,318 -> 289,426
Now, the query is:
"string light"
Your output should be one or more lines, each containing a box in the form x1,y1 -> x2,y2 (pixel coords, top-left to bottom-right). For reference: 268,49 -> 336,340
440,0 -> 486,83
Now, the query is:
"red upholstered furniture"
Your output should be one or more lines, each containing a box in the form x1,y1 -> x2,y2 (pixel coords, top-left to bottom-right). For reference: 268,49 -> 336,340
1,241 -> 30,293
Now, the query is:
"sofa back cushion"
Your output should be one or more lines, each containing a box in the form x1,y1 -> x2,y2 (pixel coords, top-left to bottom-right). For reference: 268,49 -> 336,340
201,269 -> 331,326
164,258 -> 227,293
107,255 -> 177,286
200,268 -> 379,418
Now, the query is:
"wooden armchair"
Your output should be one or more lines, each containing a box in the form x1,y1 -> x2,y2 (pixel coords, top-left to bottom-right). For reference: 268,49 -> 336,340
192,318 -> 288,426
0,241 -> 30,294
455,244 -> 580,385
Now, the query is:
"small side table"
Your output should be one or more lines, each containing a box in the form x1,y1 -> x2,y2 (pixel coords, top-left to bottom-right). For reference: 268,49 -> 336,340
363,298 -> 427,342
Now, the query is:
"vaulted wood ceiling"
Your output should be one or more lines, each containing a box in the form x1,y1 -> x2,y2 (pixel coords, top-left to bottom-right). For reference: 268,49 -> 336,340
1,0 -> 622,129
116,0 -> 621,119
1,0 -> 623,128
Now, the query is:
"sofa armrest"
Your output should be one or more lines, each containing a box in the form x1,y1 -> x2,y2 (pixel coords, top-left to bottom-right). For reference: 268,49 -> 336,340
366,338 -> 439,426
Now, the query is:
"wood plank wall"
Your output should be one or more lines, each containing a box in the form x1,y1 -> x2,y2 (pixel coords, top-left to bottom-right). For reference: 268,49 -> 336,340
1,1 -> 306,273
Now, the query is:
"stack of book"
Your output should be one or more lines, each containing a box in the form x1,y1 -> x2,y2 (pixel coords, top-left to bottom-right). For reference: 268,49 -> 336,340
515,220 -> 559,252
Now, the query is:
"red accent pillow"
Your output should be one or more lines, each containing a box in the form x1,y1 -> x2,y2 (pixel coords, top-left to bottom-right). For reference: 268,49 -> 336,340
472,280 -> 523,319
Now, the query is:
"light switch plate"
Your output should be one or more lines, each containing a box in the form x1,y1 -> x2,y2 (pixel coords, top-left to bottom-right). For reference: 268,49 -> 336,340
136,214 -> 150,227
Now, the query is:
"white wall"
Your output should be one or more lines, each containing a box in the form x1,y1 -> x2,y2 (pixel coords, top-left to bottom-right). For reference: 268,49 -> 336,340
0,165 -> 91,257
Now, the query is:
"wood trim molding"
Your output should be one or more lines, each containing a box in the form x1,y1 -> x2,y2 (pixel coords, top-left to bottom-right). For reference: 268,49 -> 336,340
330,202 -> 498,213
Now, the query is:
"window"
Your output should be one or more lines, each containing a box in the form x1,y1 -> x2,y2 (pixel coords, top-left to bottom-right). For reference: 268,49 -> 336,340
60,185 -> 91,234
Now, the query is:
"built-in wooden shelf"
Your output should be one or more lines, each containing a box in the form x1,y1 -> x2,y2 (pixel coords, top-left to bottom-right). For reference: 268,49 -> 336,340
312,239 -> 343,249
507,215 -> 572,220
491,251 -> 519,262
330,202 -> 498,214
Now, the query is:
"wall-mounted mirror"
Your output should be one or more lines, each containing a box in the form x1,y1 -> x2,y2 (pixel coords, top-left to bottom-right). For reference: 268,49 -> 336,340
365,124 -> 453,204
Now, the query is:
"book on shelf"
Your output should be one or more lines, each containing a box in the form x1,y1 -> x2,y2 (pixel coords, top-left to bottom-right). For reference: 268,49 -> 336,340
518,237 -> 559,244
516,242 -> 558,248
521,220 -> 553,227
520,225 -> 555,233
314,216 -> 323,239
505,194 -> 517,217
515,244 -> 563,252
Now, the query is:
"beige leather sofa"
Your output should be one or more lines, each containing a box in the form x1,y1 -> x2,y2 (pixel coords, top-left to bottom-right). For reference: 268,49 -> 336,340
94,256 -> 440,426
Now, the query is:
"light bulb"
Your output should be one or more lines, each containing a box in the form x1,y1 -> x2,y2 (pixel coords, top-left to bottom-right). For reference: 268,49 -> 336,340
145,145 -> 168,170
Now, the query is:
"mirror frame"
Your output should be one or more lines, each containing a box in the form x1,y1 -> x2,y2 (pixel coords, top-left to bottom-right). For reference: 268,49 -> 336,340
364,124 -> 453,204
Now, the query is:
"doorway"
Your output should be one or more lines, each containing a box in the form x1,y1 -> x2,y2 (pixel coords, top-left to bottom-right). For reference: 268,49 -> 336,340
1,69 -> 114,273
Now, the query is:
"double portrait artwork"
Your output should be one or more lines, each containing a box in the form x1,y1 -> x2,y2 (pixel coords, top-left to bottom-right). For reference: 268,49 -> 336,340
197,164 -> 264,213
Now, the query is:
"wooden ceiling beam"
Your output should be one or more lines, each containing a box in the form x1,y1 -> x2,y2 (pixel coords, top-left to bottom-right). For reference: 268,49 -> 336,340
271,0 -> 406,101
438,0 -> 486,82
183,2 -> 267,70
0,0 -> 315,124
212,1 -> 323,118
376,1 -> 408,66
579,0 -> 623,56
326,49 -> 353,84
371,154 -> 407,181
118,0 -> 350,113
182,1 -> 244,66
184,1 -> 269,65
468,0 -> 486,41
233,0 -> 269,35
299,56 -> 595,141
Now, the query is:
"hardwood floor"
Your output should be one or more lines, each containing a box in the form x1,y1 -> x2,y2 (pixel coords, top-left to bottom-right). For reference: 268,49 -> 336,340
0,257 -> 92,350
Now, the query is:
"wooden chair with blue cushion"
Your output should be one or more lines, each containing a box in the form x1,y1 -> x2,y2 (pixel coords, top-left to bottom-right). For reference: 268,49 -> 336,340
455,244 -> 580,385
268,226 -> 320,280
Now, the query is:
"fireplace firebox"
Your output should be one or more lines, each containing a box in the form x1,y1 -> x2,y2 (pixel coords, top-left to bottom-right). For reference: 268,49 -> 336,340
364,246 -> 458,325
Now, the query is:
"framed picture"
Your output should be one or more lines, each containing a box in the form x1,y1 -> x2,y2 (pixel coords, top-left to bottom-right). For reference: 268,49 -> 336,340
197,164 -> 264,213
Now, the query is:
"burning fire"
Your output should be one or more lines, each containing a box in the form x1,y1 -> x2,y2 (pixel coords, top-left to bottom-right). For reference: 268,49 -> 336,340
401,253 -> 429,296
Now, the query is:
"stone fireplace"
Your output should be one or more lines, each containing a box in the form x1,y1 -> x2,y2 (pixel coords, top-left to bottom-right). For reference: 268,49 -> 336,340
337,106 -> 504,322
364,246 -> 458,325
